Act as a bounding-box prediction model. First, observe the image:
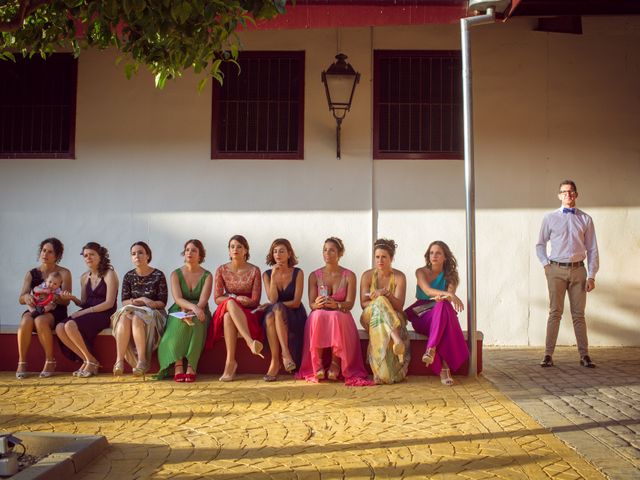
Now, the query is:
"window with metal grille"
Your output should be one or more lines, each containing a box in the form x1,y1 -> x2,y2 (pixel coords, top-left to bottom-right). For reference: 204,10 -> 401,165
373,50 -> 462,160
0,53 -> 77,159
211,51 -> 304,159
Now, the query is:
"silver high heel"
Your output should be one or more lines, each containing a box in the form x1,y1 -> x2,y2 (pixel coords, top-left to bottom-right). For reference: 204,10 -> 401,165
113,360 -> 124,376
78,361 -> 100,378
16,361 -> 28,379
73,361 -> 88,377
39,360 -> 57,378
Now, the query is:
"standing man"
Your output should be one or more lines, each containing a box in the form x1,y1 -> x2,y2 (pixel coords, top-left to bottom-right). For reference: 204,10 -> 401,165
536,180 -> 599,368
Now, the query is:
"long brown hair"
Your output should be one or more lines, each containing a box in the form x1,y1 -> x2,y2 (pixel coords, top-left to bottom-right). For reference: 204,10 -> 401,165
266,238 -> 298,267
81,242 -> 113,277
424,240 -> 459,289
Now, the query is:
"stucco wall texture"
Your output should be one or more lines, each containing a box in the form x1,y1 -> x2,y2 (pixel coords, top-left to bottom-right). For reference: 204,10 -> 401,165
1,17 -> 638,346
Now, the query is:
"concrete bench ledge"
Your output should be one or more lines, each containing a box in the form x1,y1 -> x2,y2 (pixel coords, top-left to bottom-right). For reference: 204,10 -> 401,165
0,325 -> 483,376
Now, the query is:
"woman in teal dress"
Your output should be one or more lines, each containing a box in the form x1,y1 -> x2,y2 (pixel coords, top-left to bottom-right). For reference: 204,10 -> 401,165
155,239 -> 213,382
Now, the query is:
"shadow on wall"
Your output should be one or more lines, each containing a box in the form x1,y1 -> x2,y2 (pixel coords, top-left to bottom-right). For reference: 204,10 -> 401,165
533,281 -> 640,345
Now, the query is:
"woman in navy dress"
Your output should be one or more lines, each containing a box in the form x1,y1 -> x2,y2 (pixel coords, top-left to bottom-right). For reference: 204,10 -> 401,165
260,239 -> 307,381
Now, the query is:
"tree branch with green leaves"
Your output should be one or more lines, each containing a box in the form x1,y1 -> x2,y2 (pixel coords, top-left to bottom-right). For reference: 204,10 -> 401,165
0,0 -> 289,88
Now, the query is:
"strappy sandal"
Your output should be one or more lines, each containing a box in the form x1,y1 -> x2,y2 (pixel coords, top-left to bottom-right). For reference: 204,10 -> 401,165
327,359 -> 340,381
16,361 -> 28,379
78,361 -> 100,378
440,368 -> 454,386
39,360 -> 57,378
73,362 -> 88,377
174,363 -> 186,382
250,340 -> 265,359
283,358 -> 297,373
184,366 -> 196,383
422,347 -> 436,367
392,343 -> 405,364
315,368 -> 325,381
113,360 -> 124,376
133,359 -> 150,379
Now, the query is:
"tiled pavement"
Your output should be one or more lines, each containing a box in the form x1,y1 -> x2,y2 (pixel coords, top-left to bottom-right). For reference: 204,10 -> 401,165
0,349 -> 636,479
483,347 -> 640,480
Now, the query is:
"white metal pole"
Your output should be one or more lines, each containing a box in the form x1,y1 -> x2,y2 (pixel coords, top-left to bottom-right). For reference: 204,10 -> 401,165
460,7 -> 495,377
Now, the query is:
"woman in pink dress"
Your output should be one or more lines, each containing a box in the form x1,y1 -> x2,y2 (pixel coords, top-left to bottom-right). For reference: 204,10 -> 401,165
404,240 -> 468,386
297,237 -> 371,386
205,235 -> 264,381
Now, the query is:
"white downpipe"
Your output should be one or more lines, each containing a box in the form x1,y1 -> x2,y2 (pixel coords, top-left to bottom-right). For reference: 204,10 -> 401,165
461,7 -> 495,377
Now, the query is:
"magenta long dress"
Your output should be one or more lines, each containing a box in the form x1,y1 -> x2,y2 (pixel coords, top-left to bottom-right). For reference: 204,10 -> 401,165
296,268 -> 372,386
404,271 -> 469,374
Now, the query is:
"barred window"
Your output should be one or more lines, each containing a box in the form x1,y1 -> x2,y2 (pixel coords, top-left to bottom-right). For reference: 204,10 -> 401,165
374,50 -> 462,160
212,51 -> 304,159
0,53 -> 77,159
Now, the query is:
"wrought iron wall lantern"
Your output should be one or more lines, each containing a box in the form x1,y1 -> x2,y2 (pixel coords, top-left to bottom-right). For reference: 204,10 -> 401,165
321,53 -> 360,159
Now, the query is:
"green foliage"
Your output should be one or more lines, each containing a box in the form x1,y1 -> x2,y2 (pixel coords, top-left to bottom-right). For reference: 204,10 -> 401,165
0,0 -> 290,88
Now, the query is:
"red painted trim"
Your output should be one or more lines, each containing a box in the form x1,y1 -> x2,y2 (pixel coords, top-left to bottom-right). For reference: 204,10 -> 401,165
250,4 -> 467,30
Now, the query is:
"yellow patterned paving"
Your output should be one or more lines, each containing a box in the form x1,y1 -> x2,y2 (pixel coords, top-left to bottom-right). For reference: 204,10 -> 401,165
0,373 -> 604,479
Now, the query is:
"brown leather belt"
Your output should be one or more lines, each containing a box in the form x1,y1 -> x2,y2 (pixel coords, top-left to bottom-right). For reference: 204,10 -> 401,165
550,260 -> 584,267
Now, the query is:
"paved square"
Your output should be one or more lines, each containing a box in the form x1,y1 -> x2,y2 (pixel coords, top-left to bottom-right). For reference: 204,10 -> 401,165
1,361 -> 609,479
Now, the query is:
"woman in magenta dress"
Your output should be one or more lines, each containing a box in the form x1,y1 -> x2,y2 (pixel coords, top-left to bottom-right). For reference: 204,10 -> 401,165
404,240 -> 468,386
205,235 -> 264,381
297,237 -> 371,386
57,242 -> 119,377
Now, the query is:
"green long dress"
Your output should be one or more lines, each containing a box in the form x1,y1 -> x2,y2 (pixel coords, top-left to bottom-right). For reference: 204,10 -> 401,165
155,268 -> 211,379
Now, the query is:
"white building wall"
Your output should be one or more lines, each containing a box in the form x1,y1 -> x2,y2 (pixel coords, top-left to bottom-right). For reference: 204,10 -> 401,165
1,17 -> 638,346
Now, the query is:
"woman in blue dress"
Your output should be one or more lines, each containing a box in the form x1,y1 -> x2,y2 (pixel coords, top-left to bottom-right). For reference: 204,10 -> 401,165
259,239 -> 307,381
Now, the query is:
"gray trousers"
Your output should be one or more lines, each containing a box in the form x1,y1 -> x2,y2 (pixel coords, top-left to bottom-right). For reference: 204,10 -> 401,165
544,264 -> 589,358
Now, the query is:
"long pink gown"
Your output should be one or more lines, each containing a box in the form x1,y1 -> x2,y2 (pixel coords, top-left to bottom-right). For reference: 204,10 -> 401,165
296,268 -> 372,386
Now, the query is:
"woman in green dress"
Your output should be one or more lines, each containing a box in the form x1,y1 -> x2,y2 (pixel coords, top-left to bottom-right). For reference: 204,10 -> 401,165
360,239 -> 410,384
155,239 -> 212,382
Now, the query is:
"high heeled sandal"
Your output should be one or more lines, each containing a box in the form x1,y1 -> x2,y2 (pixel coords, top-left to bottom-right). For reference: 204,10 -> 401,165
16,361 -> 28,379
174,363 -> 186,382
422,347 -> 436,367
315,368 -> 325,381
132,360 -> 149,379
78,361 -> 100,378
113,360 -> 124,376
39,360 -> 56,378
283,358 -> 297,373
219,363 -> 238,382
392,343 -> 406,364
250,340 -> 264,359
73,362 -> 88,377
184,366 -> 196,383
440,368 -> 454,386
327,360 -> 340,381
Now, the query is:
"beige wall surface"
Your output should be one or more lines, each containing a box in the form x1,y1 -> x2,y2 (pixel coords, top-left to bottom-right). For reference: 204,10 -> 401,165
1,17 -> 638,348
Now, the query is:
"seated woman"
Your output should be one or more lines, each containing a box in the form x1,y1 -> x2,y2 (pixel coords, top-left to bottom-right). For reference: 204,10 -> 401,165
16,238 -> 72,378
360,239 -> 410,384
57,242 -> 119,378
205,235 -> 264,382
297,237 -> 371,386
404,240 -> 468,386
260,238 -> 307,382
111,241 -> 168,377
156,239 -> 212,382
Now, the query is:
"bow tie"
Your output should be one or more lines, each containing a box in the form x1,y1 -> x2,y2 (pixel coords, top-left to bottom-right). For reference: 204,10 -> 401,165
563,208 -> 576,214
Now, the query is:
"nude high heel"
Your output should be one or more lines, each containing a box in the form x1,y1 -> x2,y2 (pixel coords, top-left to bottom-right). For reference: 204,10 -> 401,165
250,340 -> 264,359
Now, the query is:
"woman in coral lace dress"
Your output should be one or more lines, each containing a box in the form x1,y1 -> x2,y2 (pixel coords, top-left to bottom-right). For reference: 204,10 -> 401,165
206,235 -> 265,381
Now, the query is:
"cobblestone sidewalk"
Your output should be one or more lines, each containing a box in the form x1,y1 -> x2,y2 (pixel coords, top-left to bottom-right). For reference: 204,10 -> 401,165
1,367 -> 606,479
484,347 -> 640,480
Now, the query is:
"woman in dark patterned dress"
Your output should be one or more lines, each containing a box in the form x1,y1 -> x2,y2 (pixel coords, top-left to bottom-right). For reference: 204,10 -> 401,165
16,238 -> 72,379
57,242 -> 119,377
111,241 -> 168,377
260,238 -> 307,382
